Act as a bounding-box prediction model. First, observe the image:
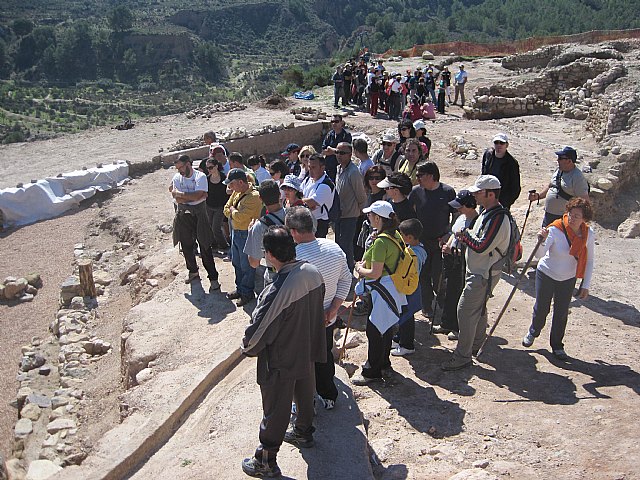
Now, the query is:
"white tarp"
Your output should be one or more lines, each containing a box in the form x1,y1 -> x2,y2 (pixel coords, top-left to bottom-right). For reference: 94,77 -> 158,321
0,161 -> 129,227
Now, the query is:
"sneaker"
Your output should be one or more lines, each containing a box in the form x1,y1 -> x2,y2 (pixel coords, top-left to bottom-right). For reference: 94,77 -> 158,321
319,397 -> 335,410
391,346 -> 415,356
236,295 -> 255,307
241,456 -> 281,478
209,280 -> 221,292
447,331 -> 459,340
391,340 -> 400,349
226,290 -> 242,300
431,325 -> 450,335
522,332 -> 535,348
351,373 -> 382,386
284,428 -> 314,449
185,271 -> 200,284
441,357 -> 472,371
553,349 -> 569,361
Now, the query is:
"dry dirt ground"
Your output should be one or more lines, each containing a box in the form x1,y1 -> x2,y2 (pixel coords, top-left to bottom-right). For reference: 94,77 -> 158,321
1,53 -> 640,479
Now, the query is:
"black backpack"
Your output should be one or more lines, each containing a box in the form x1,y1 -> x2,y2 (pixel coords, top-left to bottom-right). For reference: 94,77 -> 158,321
258,212 -> 285,227
319,176 -> 342,223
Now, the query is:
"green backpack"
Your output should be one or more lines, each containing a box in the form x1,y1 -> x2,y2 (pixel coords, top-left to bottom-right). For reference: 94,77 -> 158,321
378,232 -> 420,295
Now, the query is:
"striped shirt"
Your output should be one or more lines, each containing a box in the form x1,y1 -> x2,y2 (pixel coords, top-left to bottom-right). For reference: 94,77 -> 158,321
296,239 -> 353,324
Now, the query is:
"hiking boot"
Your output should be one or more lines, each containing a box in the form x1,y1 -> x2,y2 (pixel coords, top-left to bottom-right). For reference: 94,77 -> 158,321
351,373 -> 383,386
441,357 -> 472,371
209,280 -> 221,292
226,290 -> 242,300
431,325 -> 450,335
241,456 -> 281,478
553,349 -> 569,361
236,295 -> 255,307
522,332 -> 535,348
447,331 -> 459,340
391,346 -> 415,356
185,271 -> 200,284
284,428 -> 315,449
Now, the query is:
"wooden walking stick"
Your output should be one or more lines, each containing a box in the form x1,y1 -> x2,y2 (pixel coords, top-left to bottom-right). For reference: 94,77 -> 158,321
338,295 -> 359,362
476,235 -> 544,359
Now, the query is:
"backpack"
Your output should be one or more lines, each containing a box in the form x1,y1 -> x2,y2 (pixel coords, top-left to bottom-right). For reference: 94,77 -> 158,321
319,176 -> 341,223
480,207 -> 522,274
378,232 -> 420,295
258,212 -> 284,227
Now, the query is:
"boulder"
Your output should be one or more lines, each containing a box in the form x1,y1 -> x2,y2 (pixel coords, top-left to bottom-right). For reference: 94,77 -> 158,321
0,453 -> 7,480
24,273 -> 42,288
618,213 -> 640,239
14,418 -> 33,438
20,403 -> 41,421
596,178 -> 613,190
25,460 -> 62,480
4,278 -> 28,300
421,50 -> 435,60
60,276 -> 82,305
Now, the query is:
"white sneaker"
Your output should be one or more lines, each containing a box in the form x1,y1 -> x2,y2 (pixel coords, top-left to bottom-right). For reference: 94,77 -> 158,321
391,340 -> 400,349
522,332 -> 535,347
447,331 -> 459,340
391,346 -> 415,356
319,398 -> 335,410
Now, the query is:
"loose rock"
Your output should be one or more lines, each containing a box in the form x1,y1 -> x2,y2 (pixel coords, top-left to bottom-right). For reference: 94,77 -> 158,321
25,460 -> 62,480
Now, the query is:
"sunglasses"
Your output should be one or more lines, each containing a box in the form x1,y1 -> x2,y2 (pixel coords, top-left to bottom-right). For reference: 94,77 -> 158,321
382,142 -> 394,147
401,127 -> 410,131
494,141 -> 506,145
335,150 -> 351,155
207,166 -> 216,170
369,175 -> 384,180
330,120 -> 341,124
384,186 -> 397,190
300,153 -> 311,158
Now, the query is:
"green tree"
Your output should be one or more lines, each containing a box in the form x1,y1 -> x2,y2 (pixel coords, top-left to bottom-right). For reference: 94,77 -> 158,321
194,42 -> 225,83
12,19 -> 34,37
54,22 -> 97,82
108,5 -> 135,33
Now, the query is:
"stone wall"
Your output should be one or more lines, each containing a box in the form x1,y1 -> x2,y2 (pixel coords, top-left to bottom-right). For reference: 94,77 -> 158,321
501,45 -> 565,70
465,95 -> 551,120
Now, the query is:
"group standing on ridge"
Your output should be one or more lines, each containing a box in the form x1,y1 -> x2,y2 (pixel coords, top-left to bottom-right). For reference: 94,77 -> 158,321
168,69 -> 595,476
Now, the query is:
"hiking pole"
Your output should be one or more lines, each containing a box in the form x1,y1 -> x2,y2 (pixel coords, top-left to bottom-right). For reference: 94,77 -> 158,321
475,235 -> 544,359
338,295 -> 359,363
429,253 -> 447,335
520,189 -> 537,238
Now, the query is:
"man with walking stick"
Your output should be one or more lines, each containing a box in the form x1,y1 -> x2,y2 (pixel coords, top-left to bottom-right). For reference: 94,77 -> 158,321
441,175 -> 511,371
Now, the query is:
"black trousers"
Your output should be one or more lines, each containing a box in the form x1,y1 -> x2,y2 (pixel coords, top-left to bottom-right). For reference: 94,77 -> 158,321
315,219 -> 330,238
175,212 -> 218,281
315,324 -> 338,401
362,319 -> 393,379
420,238 -> 443,314
255,366 -> 316,466
440,253 -> 465,332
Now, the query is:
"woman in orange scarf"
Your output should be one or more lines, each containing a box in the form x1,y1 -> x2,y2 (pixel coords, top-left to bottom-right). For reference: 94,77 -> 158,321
522,198 -> 595,360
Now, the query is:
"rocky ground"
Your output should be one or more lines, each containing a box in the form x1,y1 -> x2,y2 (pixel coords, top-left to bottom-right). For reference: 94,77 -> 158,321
1,41 -> 640,479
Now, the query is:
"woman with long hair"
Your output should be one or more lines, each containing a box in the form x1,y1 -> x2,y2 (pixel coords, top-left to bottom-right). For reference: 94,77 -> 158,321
351,201 -> 407,385
298,145 -> 316,181
522,198 -> 595,360
247,155 -> 272,184
204,158 -> 231,251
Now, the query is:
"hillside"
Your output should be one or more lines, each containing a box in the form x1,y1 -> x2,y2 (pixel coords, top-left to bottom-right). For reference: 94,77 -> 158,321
1,0 -> 639,143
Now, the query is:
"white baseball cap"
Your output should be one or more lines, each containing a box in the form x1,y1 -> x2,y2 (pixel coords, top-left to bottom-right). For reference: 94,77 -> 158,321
362,200 -> 395,218
467,175 -> 501,192
492,133 -> 509,144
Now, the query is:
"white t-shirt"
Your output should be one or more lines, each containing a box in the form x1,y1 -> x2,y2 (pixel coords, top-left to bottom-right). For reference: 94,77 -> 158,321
301,174 -> 333,220
296,239 -> 352,325
171,169 -> 208,205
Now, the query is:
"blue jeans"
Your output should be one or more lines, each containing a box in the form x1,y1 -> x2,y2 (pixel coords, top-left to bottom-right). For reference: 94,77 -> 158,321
334,217 -> 358,271
529,269 -> 576,350
231,229 -> 255,297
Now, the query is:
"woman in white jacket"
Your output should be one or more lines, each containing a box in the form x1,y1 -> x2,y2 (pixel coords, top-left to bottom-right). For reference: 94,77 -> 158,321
522,197 -> 595,360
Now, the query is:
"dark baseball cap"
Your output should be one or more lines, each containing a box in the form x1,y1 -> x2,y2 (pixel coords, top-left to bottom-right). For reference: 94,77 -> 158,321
555,146 -> 577,162
281,143 -> 300,156
223,168 -> 248,185
448,190 -> 477,209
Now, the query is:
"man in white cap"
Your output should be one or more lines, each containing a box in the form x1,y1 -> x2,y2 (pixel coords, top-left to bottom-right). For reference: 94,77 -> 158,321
481,133 -> 521,210
441,175 -> 511,371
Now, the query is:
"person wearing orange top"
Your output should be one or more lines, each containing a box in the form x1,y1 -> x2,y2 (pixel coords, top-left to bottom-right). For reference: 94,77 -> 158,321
522,198 -> 595,360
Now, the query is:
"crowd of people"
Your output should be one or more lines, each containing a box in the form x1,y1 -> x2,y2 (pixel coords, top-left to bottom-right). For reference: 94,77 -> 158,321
331,56 -> 469,120
168,123 -> 595,478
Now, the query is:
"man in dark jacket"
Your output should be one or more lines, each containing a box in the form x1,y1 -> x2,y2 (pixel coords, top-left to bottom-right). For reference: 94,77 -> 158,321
241,226 -> 326,478
481,133 -> 521,210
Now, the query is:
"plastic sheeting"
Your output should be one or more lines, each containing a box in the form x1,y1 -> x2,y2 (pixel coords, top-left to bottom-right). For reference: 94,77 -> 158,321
0,161 -> 130,228
293,91 -> 315,100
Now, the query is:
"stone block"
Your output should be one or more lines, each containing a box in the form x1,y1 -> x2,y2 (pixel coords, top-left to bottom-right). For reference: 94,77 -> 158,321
15,418 -> 33,438
46,418 -> 76,434
25,460 -> 62,480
